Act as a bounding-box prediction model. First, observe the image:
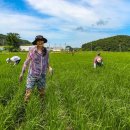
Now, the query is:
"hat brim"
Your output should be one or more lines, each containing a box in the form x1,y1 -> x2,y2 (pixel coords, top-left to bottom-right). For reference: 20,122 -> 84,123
32,38 -> 47,45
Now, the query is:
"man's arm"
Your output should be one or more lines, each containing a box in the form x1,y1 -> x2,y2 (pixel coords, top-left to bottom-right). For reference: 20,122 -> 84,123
19,52 -> 31,82
46,51 -> 53,75
22,53 -> 31,74
13,62 -> 17,66
94,63 -> 96,68
46,51 -> 50,69
93,57 -> 97,68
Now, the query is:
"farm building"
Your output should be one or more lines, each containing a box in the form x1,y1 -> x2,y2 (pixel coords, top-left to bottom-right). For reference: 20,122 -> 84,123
0,46 -> 4,51
20,46 -> 35,51
50,47 -> 63,52
20,46 -> 63,52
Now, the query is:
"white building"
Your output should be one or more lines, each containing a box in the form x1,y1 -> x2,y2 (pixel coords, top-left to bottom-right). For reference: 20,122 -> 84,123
0,46 -> 4,50
20,46 -> 35,51
51,47 -> 63,52
20,46 -> 63,52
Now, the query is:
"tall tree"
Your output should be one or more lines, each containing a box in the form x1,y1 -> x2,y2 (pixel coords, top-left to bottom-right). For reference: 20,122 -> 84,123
65,46 -> 73,52
6,33 -> 20,48
0,34 -> 6,45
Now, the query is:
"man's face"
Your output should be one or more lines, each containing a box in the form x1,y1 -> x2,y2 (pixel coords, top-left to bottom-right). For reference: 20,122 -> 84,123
36,40 -> 44,47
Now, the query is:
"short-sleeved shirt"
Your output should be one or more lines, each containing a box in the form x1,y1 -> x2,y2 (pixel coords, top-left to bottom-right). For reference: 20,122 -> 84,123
24,47 -> 49,78
94,56 -> 102,64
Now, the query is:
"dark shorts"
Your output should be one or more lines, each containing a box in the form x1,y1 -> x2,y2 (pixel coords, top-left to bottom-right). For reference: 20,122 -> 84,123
97,62 -> 102,66
26,74 -> 46,89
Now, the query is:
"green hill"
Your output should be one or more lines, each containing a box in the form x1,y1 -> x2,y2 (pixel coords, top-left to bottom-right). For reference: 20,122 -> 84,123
82,35 -> 130,52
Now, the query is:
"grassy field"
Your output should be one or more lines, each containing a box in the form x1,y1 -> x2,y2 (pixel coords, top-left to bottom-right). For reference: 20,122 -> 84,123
1,51 -> 130,130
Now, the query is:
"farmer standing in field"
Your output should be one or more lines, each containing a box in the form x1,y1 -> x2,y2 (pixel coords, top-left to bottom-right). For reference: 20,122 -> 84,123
94,53 -> 103,68
19,35 -> 52,103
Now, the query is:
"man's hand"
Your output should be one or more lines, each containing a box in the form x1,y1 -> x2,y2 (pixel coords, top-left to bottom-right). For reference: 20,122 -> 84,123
48,66 -> 53,75
19,73 -> 23,82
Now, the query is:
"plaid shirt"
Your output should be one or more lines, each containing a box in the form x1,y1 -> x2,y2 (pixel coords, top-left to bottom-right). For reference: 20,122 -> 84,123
22,46 -> 49,77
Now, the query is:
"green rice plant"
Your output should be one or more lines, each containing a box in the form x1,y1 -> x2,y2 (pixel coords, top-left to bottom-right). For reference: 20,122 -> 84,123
1,52 -> 130,130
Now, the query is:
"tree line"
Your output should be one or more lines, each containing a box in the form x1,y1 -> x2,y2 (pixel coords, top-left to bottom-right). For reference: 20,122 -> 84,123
0,33 -> 31,51
82,35 -> 130,52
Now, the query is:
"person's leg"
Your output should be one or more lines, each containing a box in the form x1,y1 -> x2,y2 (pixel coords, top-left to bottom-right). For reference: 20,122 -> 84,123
24,88 -> 32,103
37,74 -> 46,99
25,75 -> 35,103
37,88 -> 45,98
13,62 -> 17,66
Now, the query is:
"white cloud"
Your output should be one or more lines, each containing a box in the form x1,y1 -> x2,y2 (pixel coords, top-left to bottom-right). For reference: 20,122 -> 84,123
0,0 -> 130,47
26,0 -> 99,26
25,0 -> 130,28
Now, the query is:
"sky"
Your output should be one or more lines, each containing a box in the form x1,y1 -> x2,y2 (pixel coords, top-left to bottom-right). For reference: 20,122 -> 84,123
0,0 -> 130,47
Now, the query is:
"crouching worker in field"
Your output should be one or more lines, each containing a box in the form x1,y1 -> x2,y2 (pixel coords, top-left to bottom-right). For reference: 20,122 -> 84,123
19,35 -> 53,103
6,56 -> 21,66
94,53 -> 103,68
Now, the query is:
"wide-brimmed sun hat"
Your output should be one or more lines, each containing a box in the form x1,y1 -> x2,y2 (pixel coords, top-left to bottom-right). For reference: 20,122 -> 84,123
32,35 -> 47,45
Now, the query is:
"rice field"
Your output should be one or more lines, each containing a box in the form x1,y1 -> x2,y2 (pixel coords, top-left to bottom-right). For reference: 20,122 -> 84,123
1,51 -> 130,130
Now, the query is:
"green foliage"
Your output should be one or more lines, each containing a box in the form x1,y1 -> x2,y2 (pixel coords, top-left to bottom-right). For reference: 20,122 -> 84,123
0,34 -> 6,46
0,33 -> 31,47
19,39 -> 31,45
6,33 -> 20,49
73,47 -> 81,51
65,45 -> 73,51
4,46 -> 20,52
82,35 -> 130,52
4,46 -> 14,52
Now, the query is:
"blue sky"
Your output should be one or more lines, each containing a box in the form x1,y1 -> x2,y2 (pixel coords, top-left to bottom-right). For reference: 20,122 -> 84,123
0,0 -> 130,47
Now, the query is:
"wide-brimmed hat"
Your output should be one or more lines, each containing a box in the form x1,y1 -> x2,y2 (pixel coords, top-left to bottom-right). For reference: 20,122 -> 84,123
32,35 -> 47,45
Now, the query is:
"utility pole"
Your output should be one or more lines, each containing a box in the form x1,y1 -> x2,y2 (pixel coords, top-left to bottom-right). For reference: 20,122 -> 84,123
119,44 -> 121,52
48,43 -> 50,51
54,43 -> 56,49
64,43 -> 66,51
2,39 -> 5,46
91,42 -> 92,52
65,43 -> 66,49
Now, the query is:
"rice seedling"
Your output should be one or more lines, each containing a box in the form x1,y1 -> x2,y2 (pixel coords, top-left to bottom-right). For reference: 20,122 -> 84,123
1,52 -> 130,130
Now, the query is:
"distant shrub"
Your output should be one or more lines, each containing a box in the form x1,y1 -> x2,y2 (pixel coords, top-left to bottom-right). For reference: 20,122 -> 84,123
4,46 -> 14,52
4,46 -> 20,52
